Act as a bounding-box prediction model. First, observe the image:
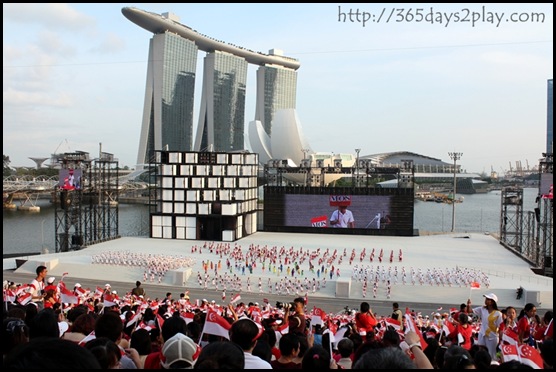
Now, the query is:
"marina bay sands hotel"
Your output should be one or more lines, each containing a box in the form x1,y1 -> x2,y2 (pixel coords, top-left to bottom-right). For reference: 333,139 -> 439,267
122,7 -> 300,167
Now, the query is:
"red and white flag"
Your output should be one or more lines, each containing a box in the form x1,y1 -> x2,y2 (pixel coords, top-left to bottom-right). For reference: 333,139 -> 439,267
230,293 -> 241,305
442,321 -> 455,337
501,327 -> 519,346
94,287 -> 104,298
502,344 -> 543,369
15,284 -> 32,297
202,309 -> 231,340
383,317 -> 402,333
518,344 -> 543,369
103,293 -> 117,307
311,307 -> 326,327
470,281 -> 481,289
156,313 -> 165,330
404,308 -> 428,351
181,311 -> 195,324
17,292 -> 32,306
59,285 -> 79,304
3,289 -> 16,303
126,312 -> 143,328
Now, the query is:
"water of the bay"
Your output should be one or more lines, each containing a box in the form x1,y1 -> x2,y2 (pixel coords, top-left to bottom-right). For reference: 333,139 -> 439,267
3,188 -> 539,256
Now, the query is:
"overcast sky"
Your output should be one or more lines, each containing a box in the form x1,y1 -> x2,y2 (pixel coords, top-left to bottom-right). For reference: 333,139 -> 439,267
3,3 -> 553,174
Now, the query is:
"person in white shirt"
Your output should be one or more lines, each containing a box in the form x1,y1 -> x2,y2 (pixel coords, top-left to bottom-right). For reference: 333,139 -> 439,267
330,205 -> 355,228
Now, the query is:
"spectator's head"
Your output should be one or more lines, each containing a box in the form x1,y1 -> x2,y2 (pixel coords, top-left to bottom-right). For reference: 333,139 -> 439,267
70,313 -> 97,336
3,317 -> 30,356
193,340 -> 245,369
161,333 -> 200,369
278,332 -> 300,358
85,337 -> 122,369
353,346 -> 416,369
94,310 -> 123,342
161,314 -> 187,342
443,345 -> 475,369
28,308 -> 59,339
230,318 -> 260,351
302,345 -> 333,370
4,337 -> 101,369
130,328 -> 152,356
337,338 -> 354,358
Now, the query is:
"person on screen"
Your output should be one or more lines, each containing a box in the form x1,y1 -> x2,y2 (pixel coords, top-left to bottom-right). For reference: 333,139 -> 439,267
330,205 -> 355,228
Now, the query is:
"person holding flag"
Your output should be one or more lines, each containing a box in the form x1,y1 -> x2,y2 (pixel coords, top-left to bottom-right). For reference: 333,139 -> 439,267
467,293 -> 503,361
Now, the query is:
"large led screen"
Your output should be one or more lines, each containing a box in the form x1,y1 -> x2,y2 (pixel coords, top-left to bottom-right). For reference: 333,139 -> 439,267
263,187 -> 415,236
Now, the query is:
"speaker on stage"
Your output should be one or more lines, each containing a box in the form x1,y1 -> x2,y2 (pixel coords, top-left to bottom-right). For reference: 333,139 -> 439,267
545,256 -> 552,268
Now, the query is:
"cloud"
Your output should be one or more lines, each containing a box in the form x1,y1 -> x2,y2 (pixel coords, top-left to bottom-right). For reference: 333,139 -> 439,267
3,3 -> 95,31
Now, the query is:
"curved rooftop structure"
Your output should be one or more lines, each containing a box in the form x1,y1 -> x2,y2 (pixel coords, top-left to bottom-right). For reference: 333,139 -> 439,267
121,7 -> 300,70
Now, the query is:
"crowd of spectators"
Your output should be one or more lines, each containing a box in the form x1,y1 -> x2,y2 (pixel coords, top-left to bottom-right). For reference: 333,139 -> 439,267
3,268 -> 553,369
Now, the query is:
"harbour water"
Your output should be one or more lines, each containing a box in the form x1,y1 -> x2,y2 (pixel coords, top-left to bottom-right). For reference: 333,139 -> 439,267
3,187 -> 539,256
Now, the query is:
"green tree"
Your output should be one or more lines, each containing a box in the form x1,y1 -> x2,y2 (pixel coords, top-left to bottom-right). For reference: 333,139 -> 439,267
3,154 -> 12,177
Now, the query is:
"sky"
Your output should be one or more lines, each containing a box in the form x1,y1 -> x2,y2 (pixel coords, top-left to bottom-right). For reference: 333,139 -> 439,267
3,3 -> 553,175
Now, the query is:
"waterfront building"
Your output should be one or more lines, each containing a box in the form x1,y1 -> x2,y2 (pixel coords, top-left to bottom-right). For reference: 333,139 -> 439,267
254,59 -> 298,136
121,7 -> 300,168
193,51 -> 248,152
136,31 -> 198,165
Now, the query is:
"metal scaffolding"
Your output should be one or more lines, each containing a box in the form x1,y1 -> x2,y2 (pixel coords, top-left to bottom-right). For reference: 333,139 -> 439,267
54,151 -> 120,252
499,152 -> 553,277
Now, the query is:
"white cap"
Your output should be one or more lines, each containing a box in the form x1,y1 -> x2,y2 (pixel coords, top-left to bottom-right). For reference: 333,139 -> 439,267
105,283 -> 111,288
58,321 -> 69,337
112,290 -> 117,294
483,293 -> 498,302
74,283 -> 81,288
47,277 -> 55,284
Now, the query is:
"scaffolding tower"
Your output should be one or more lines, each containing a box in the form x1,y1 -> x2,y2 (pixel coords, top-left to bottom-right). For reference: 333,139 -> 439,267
54,151 -> 120,252
499,152 -> 553,277
499,187 -> 524,253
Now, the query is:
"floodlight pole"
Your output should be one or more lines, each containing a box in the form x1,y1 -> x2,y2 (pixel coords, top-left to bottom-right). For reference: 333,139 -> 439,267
355,149 -> 361,187
448,152 -> 463,232
301,149 -> 310,186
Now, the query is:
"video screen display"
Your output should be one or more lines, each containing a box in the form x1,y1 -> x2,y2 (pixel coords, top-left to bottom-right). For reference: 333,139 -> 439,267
284,194 -> 392,229
58,168 -> 82,190
263,186 -> 415,236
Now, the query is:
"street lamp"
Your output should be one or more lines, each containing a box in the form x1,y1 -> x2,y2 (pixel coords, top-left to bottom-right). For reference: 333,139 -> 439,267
448,152 -> 463,232
301,149 -> 310,186
355,149 -> 361,187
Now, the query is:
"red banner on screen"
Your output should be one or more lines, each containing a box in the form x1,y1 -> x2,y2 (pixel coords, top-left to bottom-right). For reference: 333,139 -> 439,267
311,215 -> 328,227
329,195 -> 352,206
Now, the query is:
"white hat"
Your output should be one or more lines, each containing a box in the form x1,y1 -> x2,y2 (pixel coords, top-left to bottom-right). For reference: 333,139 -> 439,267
58,321 -> 69,337
112,290 -> 117,294
47,277 -> 55,284
74,283 -> 81,288
105,283 -> 111,288
483,293 -> 498,302
161,333 -> 199,368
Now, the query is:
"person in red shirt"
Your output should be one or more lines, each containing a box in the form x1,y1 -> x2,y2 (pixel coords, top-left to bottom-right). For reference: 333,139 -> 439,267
448,312 -> 473,350
43,277 -> 59,309
517,303 -> 537,345
354,302 -> 378,340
